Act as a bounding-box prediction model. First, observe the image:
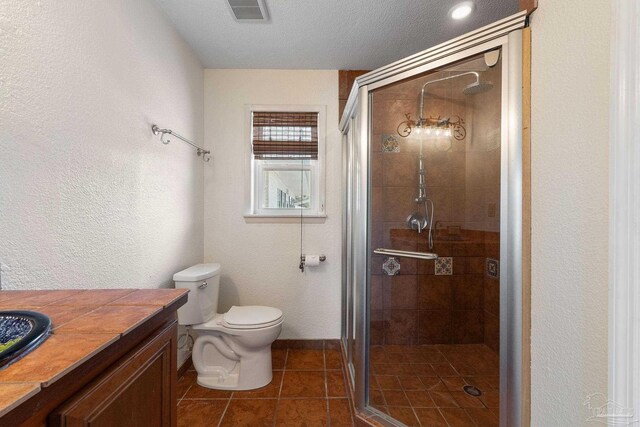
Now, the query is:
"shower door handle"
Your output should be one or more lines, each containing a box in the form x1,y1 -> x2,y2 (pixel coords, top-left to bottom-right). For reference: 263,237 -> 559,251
373,248 -> 438,260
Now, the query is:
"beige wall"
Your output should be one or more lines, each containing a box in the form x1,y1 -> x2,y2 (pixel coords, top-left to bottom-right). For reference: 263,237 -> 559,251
203,69 -> 342,339
530,1 -> 610,424
0,0 -> 204,291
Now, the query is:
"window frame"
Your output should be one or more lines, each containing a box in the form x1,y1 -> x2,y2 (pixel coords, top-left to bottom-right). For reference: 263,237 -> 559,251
244,104 -> 327,220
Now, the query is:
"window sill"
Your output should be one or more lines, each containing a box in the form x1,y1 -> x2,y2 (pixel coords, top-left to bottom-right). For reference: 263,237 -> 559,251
243,214 -> 327,224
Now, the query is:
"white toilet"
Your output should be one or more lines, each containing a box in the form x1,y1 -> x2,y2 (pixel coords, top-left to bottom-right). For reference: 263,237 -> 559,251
174,263 -> 283,390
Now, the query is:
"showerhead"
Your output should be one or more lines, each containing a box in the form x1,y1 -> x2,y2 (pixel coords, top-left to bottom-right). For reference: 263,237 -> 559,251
418,71 -> 494,119
463,80 -> 493,95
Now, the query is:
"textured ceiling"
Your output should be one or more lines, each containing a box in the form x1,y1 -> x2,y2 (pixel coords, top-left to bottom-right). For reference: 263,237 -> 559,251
152,0 -> 519,69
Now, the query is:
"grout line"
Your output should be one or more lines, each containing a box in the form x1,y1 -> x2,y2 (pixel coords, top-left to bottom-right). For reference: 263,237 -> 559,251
435,406 -> 456,427
177,384 -> 192,404
272,348 -> 288,427
219,396 -> 335,400
278,349 -> 288,395
323,345 -> 331,426
179,397 -> 232,400
410,405 -> 424,427
216,398 -> 232,427
463,407 -> 482,427
214,396 -> 280,400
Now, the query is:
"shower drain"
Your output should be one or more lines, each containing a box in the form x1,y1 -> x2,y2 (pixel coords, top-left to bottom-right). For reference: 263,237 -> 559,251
463,385 -> 482,397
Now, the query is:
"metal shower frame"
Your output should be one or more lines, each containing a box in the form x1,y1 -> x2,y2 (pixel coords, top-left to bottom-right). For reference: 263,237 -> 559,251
339,10 -> 527,427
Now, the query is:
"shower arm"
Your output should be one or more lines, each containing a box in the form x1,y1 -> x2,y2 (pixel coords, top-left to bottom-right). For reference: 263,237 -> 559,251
418,71 -> 479,123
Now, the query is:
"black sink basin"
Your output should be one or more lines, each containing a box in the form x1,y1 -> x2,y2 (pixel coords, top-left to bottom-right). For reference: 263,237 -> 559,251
0,311 -> 51,369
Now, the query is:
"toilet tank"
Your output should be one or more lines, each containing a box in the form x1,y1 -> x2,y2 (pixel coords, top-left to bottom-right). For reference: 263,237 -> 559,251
173,263 -> 221,326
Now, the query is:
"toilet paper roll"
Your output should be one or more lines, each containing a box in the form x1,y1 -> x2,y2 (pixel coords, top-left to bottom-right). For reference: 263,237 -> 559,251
305,255 -> 321,267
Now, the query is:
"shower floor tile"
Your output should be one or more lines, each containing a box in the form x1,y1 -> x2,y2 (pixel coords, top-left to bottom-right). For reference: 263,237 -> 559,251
369,343 -> 499,427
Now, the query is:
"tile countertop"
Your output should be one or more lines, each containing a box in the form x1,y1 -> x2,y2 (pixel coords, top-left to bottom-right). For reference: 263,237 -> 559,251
0,288 -> 188,418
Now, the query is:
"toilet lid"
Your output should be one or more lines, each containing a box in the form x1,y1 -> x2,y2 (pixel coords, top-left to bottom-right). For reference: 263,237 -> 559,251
223,306 -> 283,329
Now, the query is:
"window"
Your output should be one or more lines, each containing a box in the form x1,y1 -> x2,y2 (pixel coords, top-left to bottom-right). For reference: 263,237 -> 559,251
246,106 -> 326,218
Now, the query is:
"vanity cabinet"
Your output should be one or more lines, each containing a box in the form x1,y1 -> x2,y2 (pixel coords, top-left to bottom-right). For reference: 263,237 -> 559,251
0,289 -> 187,427
50,323 -> 176,427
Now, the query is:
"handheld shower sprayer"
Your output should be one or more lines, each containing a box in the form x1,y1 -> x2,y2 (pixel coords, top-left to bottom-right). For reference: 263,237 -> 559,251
408,70 -> 493,247
407,141 -> 435,249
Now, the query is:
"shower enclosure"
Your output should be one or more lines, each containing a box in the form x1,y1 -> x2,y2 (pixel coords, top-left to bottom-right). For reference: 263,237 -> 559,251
341,12 -> 527,427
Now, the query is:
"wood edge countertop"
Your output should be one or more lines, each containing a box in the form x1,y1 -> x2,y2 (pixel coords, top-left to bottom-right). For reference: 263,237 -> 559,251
0,288 -> 189,418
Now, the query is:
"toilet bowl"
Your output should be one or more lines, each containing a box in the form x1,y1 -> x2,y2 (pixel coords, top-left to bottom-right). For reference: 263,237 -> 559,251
174,264 -> 283,390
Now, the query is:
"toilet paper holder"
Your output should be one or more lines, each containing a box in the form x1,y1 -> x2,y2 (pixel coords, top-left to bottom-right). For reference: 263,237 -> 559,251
299,254 -> 327,272
302,254 -> 326,262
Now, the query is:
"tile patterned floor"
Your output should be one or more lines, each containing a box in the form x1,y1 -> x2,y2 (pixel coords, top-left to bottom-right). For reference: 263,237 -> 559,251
177,342 -> 354,426
369,344 -> 500,426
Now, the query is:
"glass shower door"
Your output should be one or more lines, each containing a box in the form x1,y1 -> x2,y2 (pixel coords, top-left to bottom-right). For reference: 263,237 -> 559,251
340,12 -> 527,427
367,50 -> 503,427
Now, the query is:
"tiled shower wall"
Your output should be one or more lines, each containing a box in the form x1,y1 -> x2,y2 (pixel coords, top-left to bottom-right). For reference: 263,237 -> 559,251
338,70 -> 369,119
369,57 -> 501,354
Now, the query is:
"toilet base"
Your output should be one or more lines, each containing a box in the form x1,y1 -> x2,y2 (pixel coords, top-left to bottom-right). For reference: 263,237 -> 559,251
192,330 -> 279,390
197,368 -> 272,390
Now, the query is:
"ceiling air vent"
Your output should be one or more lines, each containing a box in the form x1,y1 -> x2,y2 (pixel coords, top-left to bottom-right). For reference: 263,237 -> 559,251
227,0 -> 269,22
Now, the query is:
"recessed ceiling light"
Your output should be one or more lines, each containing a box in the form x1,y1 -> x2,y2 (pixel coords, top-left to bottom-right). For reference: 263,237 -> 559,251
449,1 -> 475,20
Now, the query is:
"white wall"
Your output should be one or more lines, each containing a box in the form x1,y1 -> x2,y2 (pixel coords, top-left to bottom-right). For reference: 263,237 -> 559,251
0,0 -> 204,291
204,69 -> 341,339
530,1 -> 610,425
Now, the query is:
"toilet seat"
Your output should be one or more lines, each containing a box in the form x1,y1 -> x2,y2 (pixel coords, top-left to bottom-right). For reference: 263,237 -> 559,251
192,306 -> 284,332
223,306 -> 283,330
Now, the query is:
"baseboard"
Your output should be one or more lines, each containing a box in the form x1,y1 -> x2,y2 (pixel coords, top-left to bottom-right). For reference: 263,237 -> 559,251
272,339 -> 340,350
178,355 -> 192,377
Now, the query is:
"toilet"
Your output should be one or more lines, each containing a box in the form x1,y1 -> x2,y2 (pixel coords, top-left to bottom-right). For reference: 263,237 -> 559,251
174,263 -> 283,390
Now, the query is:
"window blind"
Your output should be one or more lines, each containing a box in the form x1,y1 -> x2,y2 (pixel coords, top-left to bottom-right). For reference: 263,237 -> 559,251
252,111 -> 318,160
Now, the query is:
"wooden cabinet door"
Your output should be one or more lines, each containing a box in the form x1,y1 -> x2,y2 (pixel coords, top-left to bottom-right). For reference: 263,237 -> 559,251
51,323 -> 177,427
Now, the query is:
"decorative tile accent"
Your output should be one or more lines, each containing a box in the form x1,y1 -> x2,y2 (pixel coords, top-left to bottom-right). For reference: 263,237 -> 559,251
486,258 -> 499,279
382,134 -> 400,152
382,257 -> 400,276
434,257 -> 453,275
